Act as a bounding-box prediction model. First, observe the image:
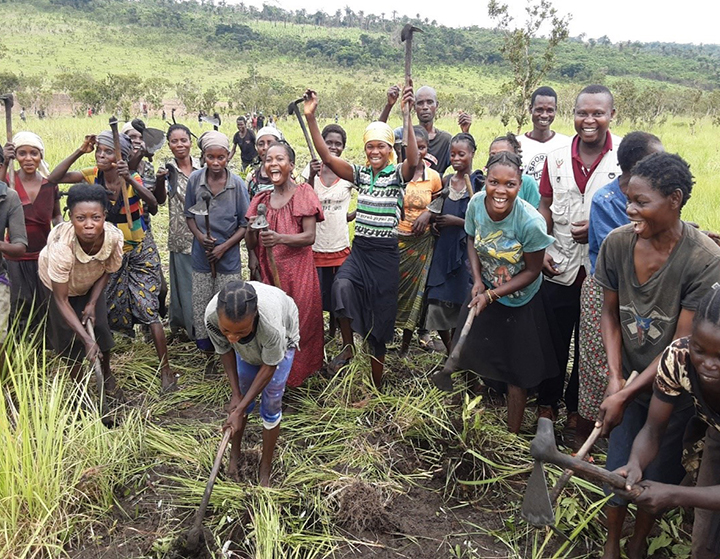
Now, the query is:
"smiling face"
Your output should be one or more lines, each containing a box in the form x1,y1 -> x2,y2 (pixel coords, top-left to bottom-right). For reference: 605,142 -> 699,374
15,145 -> 42,175
690,320 -> 720,392
264,144 -> 294,186
217,309 -> 256,344
95,143 -> 117,172
484,163 -> 521,219
237,119 -> 246,134
70,201 -> 106,245
256,134 -> 276,161
625,175 -> 681,239
530,95 -> 557,132
450,140 -> 474,173
323,131 -> 345,158
204,146 -> 229,174
364,140 -> 392,172
574,93 -> 615,147
125,128 -> 144,151
168,129 -> 191,159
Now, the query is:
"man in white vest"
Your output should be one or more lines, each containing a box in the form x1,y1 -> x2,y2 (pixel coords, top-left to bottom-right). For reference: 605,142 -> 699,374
536,85 -> 622,439
518,86 -> 571,182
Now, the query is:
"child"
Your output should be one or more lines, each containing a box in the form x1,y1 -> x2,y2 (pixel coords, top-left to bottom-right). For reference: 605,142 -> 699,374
396,125 -> 442,356
205,280 -> 299,486
617,286 -> 720,559
444,151 -> 558,433
595,152 -> 720,559
425,133 -> 476,353
38,183 -> 123,392
485,133 -> 540,208
304,85 -> 419,388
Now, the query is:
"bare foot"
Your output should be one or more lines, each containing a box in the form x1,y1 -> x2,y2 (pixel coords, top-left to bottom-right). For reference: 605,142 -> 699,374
600,541 -> 621,559
161,370 -> 178,392
351,396 -> 372,409
104,372 -> 118,393
228,453 -> 241,482
259,464 -> 271,487
626,537 -> 647,559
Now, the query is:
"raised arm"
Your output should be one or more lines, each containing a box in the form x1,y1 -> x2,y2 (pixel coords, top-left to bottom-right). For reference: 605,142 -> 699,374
399,84 -> 418,183
47,135 -> 97,184
379,85 -> 400,123
303,90 -> 354,182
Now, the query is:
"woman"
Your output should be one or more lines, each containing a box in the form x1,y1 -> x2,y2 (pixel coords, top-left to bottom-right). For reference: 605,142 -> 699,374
1,132 -> 61,333
304,86 -> 419,388
425,133 -> 476,353
205,280 -> 299,486
595,152 -> 720,559
47,132 -> 175,390
246,142 -> 324,387
441,151 -> 558,433
396,125 -> 442,356
184,130 -> 249,355
38,183 -> 124,393
246,126 -> 284,199
155,124 -> 201,340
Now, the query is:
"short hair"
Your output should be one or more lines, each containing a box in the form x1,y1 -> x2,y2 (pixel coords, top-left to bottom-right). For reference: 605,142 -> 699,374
617,131 -> 663,174
321,124 -> 347,147
266,140 -> 295,164
576,84 -> 614,107
531,86 -> 558,107
631,152 -> 693,209
217,281 -> 258,322
491,132 -> 522,156
486,151 -> 523,175
237,116 -> 246,123
67,182 -> 108,212
413,125 -> 429,143
451,132 -> 477,153
693,284 -> 720,329
166,123 -> 192,141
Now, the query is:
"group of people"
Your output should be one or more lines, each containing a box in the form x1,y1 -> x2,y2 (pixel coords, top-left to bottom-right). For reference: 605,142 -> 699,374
0,82 -> 718,557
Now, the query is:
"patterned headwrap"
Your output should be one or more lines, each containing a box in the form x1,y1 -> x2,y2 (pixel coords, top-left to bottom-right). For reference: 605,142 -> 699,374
362,121 -> 396,165
197,130 -> 230,152
96,130 -> 132,160
255,126 -> 283,144
12,131 -> 50,177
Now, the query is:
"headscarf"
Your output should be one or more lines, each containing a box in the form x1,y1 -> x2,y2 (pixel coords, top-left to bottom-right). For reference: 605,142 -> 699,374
120,121 -> 135,135
96,130 -> 132,160
197,130 -> 230,152
11,131 -> 50,178
362,121 -> 396,166
255,126 -> 283,144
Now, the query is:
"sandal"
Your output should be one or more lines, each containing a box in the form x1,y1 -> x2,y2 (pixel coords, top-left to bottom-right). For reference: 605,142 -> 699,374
323,354 -> 352,377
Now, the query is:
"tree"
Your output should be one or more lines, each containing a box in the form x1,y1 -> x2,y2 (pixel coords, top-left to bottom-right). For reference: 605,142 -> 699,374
142,77 -> 170,112
488,0 -> 570,132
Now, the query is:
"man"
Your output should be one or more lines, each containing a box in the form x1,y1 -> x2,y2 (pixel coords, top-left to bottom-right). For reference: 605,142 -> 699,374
229,116 -> 258,172
518,86 -> 571,182
537,84 -> 622,434
256,111 -> 265,130
380,85 -> 470,175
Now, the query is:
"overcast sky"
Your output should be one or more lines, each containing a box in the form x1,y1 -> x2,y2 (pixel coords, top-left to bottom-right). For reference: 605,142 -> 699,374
240,0 -> 719,46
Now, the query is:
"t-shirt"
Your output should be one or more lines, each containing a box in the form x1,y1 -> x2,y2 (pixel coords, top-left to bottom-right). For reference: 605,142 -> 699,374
204,281 -> 300,366
655,336 -> 720,433
232,130 -> 257,164
397,167 -> 443,233
518,131 -> 571,183
184,168 -> 250,274
427,129 -> 452,174
464,192 -> 554,307
588,178 -> 628,274
595,223 -> 720,380
39,222 -> 124,297
352,163 -> 406,239
310,169 -> 354,253
0,181 -> 27,280
480,174 -> 540,209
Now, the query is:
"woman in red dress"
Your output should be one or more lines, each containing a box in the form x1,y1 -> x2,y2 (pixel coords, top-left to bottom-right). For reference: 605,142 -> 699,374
246,142 -> 324,387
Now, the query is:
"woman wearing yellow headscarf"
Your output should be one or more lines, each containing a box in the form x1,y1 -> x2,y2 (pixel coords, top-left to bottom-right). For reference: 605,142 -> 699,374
303,86 -> 419,389
1,132 -> 62,332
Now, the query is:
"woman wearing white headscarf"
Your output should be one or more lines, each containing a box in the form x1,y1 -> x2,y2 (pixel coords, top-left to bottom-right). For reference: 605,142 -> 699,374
1,132 -> 62,332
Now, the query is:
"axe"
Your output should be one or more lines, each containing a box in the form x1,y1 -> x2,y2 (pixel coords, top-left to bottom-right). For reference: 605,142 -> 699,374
188,191 -> 216,278
251,203 -> 282,290
431,305 -> 477,392
288,98 -> 317,161
400,24 -> 422,155
108,117 -> 135,230
1,93 -> 14,187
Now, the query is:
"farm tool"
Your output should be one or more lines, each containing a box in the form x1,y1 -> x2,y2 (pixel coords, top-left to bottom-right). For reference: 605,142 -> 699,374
108,116 -> 135,230
1,93 -> 14,187
251,203 -> 282,289
288,98 -> 317,160
430,305 -> 477,392
400,24 -> 422,159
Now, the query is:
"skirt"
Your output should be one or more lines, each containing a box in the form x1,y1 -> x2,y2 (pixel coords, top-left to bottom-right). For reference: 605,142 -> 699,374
452,290 -> 561,389
396,231 -> 434,331
332,236 -> 399,355
169,251 -> 194,339
44,286 -> 114,361
7,259 -> 49,333
578,275 -> 610,421
106,236 -> 163,332
426,299 -> 462,331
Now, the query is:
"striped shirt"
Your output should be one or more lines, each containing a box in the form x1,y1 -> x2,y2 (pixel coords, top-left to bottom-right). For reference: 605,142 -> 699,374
352,164 -> 405,238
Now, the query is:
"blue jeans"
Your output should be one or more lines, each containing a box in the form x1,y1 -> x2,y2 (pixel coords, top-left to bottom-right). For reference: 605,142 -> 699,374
236,348 -> 295,429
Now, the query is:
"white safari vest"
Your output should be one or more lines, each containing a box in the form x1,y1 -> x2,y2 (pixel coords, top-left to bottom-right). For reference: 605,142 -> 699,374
545,134 -> 622,286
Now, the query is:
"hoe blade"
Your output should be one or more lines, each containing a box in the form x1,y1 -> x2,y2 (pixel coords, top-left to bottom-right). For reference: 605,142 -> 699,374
521,460 -> 555,527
